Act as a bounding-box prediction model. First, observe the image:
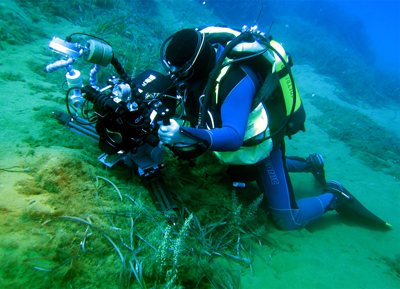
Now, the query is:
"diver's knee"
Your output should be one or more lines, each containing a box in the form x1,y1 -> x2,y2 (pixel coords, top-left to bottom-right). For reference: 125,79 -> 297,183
272,215 -> 304,231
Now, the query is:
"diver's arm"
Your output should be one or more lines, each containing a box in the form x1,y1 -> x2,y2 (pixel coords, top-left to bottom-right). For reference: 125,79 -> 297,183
180,69 -> 256,151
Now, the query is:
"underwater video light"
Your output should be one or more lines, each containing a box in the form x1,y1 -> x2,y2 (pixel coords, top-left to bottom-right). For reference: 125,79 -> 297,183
49,36 -> 113,67
49,36 -> 83,59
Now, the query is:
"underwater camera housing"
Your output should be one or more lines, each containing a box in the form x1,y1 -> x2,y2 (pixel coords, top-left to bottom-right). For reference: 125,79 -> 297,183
46,35 -> 177,180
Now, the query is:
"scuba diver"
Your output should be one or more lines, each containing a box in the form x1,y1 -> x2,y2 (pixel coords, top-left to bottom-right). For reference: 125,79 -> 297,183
157,27 -> 389,230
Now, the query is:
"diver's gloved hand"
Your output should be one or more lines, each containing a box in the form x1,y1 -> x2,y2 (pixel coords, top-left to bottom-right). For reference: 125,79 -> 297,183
158,119 -> 196,146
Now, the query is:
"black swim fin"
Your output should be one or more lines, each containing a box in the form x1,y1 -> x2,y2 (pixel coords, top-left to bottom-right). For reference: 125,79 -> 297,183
324,181 -> 391,228
286,154 -> 327,185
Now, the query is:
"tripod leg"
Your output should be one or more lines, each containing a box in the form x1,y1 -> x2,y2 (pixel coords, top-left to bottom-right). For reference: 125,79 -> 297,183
144,176 -> 178,213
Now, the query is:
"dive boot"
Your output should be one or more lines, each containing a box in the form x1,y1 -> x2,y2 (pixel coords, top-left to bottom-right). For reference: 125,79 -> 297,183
323,181 -> 390,227
305,154 -> 326,185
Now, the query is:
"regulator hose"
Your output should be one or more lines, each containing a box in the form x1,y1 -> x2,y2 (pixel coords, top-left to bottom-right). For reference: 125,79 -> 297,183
199,31 -> 253,129
200,31 -> 297,141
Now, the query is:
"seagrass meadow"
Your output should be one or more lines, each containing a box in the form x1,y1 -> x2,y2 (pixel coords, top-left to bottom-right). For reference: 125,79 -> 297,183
0,0 -> 399,289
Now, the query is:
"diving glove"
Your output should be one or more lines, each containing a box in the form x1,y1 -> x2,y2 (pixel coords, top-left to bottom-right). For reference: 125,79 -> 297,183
158,119 -> 196,146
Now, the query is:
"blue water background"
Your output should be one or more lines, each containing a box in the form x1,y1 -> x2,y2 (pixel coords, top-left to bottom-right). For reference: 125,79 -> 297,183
201,0 -> 400,80
336,0 -> 400,78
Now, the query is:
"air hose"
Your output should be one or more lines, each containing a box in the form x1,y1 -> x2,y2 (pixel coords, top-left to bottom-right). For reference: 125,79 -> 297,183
199,31 -> 297,142
258,38 -> 297,140
199,31 -> 253,129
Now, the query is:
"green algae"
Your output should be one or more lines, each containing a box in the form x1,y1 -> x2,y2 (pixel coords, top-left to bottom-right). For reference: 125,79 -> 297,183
0,144 -> 268,288
0,71 -> 25,82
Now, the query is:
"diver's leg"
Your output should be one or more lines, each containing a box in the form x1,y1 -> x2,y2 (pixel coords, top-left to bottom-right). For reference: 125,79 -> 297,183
286,154 -> 326,185
256,145 -> 334,230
